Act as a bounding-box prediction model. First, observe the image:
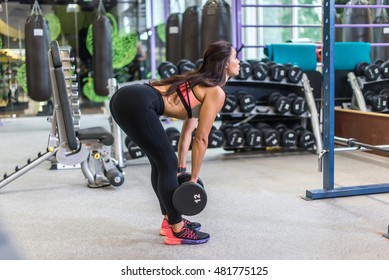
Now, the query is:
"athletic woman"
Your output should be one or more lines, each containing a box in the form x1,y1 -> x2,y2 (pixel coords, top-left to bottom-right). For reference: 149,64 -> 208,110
110,40 -> 240,245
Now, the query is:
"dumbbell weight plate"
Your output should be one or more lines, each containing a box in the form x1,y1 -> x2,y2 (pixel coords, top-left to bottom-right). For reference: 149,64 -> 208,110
177,172 -> 204,187
299,131 -> 316,149
363,91 -> 386,112
379,61 -> 389,78
355,62 -> 380,81
173,182 -> 207,216
355,62 -> 369,76
158,62 -> 178,78
177,59 -> 196,74
291,124 -> 316,149
268,63 -> 286,81
236,91 -> 256,112
220,124 -> 244,147
222,94 -> 238,113
255,123 -> 279,146
364,64 -> 380,81
273,123 -> 297,147
208,128 -> 225,148
195,59 -> 203,69
288,93 -> 307,115
252,61 -> 269,80
287,66 -> 303,83
127,141 -> 145,158
268,92 -> 291,114
166,127 -> 180,152
236,61 -> 252,80
240,123 -> 263,147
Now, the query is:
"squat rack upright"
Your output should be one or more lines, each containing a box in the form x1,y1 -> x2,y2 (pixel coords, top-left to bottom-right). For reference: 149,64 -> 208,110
306,1 -> 389,200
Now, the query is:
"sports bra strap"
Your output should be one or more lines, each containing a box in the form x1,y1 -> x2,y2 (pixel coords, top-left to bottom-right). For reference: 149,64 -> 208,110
177,82 -> 192,118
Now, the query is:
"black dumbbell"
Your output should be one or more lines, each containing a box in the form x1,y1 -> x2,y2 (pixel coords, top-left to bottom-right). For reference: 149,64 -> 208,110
288,93 -> 307,115
158,61 -> 178,78
267,61 -> 286,81
177,59 -> 196,74
284,64 -> 303,83
124,136 -> 145,159
236,90 -> 256,112
195,58 -> 203,69
268,92 -> 291,114
272,123 -> 297,147
208,126 -> 225,148
235,60 -> 252,80
250,60 -> 269,81
173,172 -> 207,216
379,88 -> 389,109
166,127 -> 180,152
255,122 -> 280,147
355,62 -> 380,81
363,90 -> 386,112
222,94 -> 238,113
374,59 -> 389,79
219,123 -> 244,147
239,123 -> 263,147
290,124 -> 316,149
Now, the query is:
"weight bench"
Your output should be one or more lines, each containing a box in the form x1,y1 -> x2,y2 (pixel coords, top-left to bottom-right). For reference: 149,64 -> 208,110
0,40 -> 124,190
48,40 -> 124,188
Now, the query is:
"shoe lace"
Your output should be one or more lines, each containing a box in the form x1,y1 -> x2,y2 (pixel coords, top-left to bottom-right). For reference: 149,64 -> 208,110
177,227 -> 198,240
183,218 -> 192,227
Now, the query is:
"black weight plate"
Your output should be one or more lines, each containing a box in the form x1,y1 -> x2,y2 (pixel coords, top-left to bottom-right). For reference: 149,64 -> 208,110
287,66 -> 303,83
173,182 -> 207,216
177,172 -> 204,187
380,61 -> 389,78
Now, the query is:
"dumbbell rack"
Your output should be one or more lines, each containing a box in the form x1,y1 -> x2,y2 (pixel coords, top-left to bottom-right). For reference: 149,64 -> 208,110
347,71 -> 389,113
221,73 -> 322,154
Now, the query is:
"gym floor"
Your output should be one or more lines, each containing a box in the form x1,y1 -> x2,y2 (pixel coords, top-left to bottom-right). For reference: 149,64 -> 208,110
1,114 -> 389,260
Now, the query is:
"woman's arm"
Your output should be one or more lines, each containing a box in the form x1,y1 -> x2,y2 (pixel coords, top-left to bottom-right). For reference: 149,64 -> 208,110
177,118 -> 198,172
190,87 -> 225,182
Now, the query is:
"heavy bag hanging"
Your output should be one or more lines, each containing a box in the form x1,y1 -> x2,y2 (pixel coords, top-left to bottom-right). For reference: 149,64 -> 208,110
24,1 -> 51,102
372,5 -> 389,61
201,0 -> 232,54
342,0 -> 373,43
166,13 -> 182,65
182,6 -> 201,63
92,1 -> 113,97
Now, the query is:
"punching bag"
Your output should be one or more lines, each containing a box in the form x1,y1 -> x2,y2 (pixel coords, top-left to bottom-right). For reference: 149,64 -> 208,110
201,0 -> 232,54
342,0 -> 373,43
24,2 -> 51,102
92,3 -> 113,97
373,7 -> 389,61
166,13 -> 182,65
182,6 -> 201,62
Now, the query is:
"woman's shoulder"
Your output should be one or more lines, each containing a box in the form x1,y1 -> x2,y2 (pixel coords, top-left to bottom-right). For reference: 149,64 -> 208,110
193,85 -> 225,103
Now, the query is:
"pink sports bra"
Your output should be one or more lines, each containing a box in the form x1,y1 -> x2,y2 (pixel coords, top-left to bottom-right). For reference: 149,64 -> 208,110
177,82 -> 202,118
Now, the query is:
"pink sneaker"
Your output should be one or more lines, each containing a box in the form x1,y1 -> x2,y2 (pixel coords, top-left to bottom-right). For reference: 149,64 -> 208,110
164,224 -> 210,245
159,218 -> 201,236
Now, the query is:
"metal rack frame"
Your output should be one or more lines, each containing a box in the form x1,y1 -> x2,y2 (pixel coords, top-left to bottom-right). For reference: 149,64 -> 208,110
306,1 -> 389,203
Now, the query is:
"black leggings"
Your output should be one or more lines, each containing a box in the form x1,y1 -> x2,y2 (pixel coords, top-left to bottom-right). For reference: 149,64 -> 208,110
110,84 -> 182,225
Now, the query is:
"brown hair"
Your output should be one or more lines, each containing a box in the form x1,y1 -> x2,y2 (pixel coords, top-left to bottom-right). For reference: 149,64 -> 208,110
151,40 -> 233,96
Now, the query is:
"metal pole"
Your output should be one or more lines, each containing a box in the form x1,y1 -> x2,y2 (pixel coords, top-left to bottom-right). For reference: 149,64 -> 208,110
235,0 -> 242,60
322,0 -> 335,191
150,0 -> 156,79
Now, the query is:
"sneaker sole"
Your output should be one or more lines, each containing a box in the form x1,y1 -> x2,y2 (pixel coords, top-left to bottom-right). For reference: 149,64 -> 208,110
165,236 -> 209,245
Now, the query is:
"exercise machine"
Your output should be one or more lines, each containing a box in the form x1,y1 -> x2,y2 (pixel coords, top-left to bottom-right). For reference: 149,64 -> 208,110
0,40 -> 124,190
